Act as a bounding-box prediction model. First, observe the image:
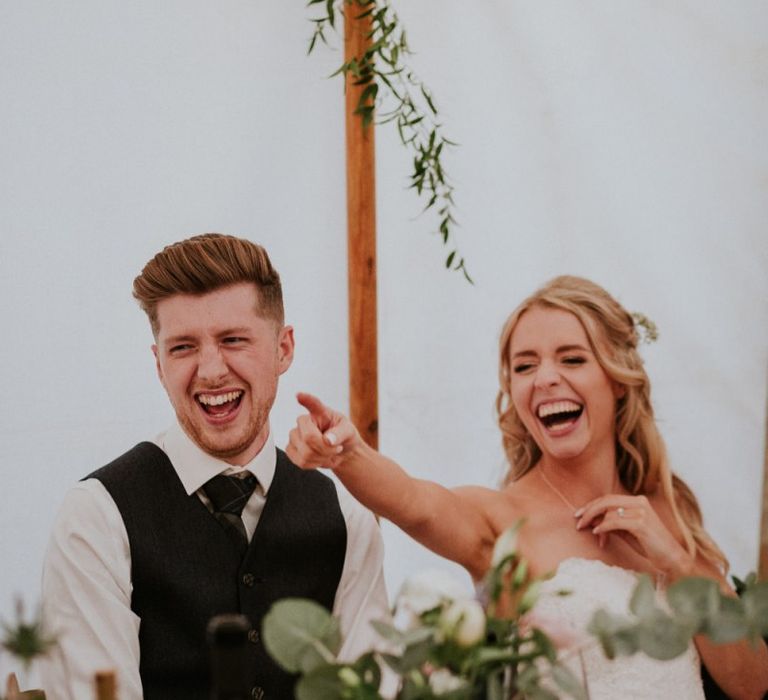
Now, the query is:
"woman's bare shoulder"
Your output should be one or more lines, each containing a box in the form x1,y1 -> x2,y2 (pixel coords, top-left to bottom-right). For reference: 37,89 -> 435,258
450,473 -> 544,526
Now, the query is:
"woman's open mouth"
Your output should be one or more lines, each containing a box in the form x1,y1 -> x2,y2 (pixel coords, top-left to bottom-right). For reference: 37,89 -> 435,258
537,400 -> 583,432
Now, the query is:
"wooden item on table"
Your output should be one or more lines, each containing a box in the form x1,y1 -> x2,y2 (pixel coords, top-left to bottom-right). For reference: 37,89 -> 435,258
5,673 -> 46,699
94,669 -> 117,700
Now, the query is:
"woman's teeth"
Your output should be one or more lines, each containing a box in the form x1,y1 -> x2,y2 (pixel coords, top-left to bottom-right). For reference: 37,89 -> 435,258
537,400 -> 583,429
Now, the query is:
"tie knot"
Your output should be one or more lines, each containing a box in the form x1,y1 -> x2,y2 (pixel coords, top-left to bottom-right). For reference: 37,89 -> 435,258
203,473 -> 259,517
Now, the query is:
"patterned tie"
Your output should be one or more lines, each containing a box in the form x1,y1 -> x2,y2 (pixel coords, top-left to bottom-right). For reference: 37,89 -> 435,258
203,473 -> 259,558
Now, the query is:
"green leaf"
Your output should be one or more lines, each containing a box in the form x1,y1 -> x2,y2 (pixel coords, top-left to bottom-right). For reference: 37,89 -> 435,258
628,574 -> 656,617
587,609 -> 638,659
421,85 -> 437,115
1,600 -> 57,669
369,619 -> 404,643
704,596 -> 749,644
262,598 -> 340,673
666,577 -> 719,630
635,610 -> 692,661
352,652 -> 382,691
294,665 -> 346,700
551,663 -> 588,700
518,580 -> 542,615
742,581 -> 768,636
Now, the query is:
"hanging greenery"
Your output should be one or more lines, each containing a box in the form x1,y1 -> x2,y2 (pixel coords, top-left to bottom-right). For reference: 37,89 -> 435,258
306,0 -> 472,283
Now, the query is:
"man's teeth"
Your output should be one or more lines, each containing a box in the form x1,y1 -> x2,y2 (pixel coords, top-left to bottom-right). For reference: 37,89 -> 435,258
198,391 -> 242,406
538,400 -> 581,418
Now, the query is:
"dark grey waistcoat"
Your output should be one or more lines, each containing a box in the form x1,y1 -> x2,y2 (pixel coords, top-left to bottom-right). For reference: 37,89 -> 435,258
88,442 -> 347,700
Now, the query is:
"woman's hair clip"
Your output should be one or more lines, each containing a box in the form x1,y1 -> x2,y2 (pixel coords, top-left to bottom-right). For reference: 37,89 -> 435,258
631,312 -> 659,344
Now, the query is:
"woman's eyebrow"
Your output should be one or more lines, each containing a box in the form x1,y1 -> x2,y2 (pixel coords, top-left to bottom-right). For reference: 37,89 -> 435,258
557,344 -> 589,353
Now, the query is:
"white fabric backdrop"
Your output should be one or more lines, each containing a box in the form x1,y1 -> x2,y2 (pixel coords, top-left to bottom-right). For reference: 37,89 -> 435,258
1,1 -> 766,633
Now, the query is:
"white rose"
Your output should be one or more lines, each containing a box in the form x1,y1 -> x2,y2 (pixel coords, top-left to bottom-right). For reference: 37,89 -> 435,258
428,668 -> 468,695
395,570 -> 471,626
439,599 -> 486,647
491,523 -> 521,567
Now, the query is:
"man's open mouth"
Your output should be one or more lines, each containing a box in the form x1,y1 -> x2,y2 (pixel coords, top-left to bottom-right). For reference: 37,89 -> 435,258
196,390 -> 244,417
537,400 -> 583,430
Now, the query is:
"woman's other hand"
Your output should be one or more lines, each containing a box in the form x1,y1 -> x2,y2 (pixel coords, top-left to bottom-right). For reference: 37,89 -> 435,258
574,495 -> 693,581
287,392 -> 362,470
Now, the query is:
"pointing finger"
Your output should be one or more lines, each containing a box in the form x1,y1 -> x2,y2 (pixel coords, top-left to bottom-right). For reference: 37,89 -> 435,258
296,392 -> 335,430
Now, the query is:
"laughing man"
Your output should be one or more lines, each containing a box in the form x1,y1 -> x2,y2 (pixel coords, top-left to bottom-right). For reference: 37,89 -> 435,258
41,234 -> 389,700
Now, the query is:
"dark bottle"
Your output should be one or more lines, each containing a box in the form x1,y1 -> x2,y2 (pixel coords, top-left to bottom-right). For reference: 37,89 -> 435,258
207,614 -> 251,700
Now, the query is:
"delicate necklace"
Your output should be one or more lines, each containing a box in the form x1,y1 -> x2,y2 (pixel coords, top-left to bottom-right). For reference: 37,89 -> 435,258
539,467 -> 577,510
539,466 -> 618,512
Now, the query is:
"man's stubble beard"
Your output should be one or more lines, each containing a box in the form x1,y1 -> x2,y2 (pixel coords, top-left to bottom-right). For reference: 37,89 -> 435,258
178,395 -> 274,460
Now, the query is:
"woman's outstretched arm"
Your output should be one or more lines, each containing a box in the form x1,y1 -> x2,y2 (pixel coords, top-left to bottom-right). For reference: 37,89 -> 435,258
287,393 -> 499,580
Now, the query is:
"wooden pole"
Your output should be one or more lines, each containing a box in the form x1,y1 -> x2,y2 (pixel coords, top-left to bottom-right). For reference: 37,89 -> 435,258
344,3 -> 378,449
759,371 -> 768,579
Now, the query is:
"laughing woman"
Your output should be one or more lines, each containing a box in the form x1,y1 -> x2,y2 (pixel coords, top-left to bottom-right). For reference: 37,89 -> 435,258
287,276 -> 768,700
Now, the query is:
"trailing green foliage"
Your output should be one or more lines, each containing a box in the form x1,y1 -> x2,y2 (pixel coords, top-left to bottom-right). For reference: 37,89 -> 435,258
306,0 -> 471,282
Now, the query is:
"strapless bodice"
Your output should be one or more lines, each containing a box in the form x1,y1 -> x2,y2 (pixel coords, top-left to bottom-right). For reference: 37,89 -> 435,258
534,557 -> 704,699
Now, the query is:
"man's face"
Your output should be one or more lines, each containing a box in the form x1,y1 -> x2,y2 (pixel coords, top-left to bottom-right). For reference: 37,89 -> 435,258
152,282 -> 294,465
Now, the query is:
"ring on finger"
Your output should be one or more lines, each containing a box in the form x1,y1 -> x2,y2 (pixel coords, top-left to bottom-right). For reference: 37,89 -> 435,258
617,506 -> 626,518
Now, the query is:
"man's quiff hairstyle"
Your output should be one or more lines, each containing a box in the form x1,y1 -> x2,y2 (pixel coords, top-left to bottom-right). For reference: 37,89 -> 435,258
133,233 -> 284,335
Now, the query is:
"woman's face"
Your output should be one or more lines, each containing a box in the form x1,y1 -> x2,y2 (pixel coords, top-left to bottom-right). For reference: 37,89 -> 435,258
507,306 -> 622,465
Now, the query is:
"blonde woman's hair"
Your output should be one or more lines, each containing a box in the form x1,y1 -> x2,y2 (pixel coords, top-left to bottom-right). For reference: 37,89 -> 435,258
496,275 -> 726,571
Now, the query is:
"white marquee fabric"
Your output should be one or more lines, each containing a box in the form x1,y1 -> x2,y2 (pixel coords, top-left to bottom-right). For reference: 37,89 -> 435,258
1,1 -> 766,633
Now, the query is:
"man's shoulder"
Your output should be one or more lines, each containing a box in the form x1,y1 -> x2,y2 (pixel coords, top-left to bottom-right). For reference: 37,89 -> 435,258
86,441 -> 170,483
275,447 -> 336,486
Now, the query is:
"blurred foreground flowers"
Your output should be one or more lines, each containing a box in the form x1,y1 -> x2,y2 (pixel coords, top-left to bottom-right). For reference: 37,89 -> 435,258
263,524 -> 768,699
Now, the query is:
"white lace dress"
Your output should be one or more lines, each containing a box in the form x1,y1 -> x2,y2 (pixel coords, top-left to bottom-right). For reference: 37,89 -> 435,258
534,557 -> 705,700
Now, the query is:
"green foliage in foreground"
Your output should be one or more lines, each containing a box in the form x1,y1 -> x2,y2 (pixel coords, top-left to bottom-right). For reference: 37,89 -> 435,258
263,526 -> 768,699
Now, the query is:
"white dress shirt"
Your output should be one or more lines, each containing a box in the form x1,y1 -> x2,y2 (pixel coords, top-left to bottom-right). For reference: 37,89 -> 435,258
40,423 -> 390,700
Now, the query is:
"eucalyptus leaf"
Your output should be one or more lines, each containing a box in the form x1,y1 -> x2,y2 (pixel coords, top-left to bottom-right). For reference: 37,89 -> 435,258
353,652 -> 383,690
262,598 -> 340,673
397,636 -> 433,672
628,574 -> 656,617
551,663 -> 588,700
666,576 -> 719,629
741,582 -> 768,636
635,610 -> 692,661
704,597 -> 749,644
587,609 -> 638,659
370,619 -> 404,643
294,665 -> 346,700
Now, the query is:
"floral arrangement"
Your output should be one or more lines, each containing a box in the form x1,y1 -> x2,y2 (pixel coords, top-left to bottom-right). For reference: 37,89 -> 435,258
263,525 -> 768,699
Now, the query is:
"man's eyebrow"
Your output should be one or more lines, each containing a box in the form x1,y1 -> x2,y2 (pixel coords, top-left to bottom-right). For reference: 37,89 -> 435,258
163,334 -> 196,345
217,327 -> 252,336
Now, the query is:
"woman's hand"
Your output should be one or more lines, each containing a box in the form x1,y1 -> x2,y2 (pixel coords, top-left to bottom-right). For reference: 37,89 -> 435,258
574,495 -> 693,580
286,392 -> 362,470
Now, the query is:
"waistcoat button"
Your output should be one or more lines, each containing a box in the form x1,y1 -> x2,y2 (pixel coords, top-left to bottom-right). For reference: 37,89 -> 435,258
248,629 -> 259,644
242,572 -> 255,587
250,686 -> 264,699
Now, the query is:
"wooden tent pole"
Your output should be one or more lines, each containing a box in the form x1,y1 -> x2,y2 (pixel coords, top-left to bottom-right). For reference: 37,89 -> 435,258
344,3 -> 378,449
760,371 -> 768,579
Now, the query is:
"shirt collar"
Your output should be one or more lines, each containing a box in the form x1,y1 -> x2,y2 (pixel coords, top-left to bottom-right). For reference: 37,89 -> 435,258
157,421 -> 276,496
